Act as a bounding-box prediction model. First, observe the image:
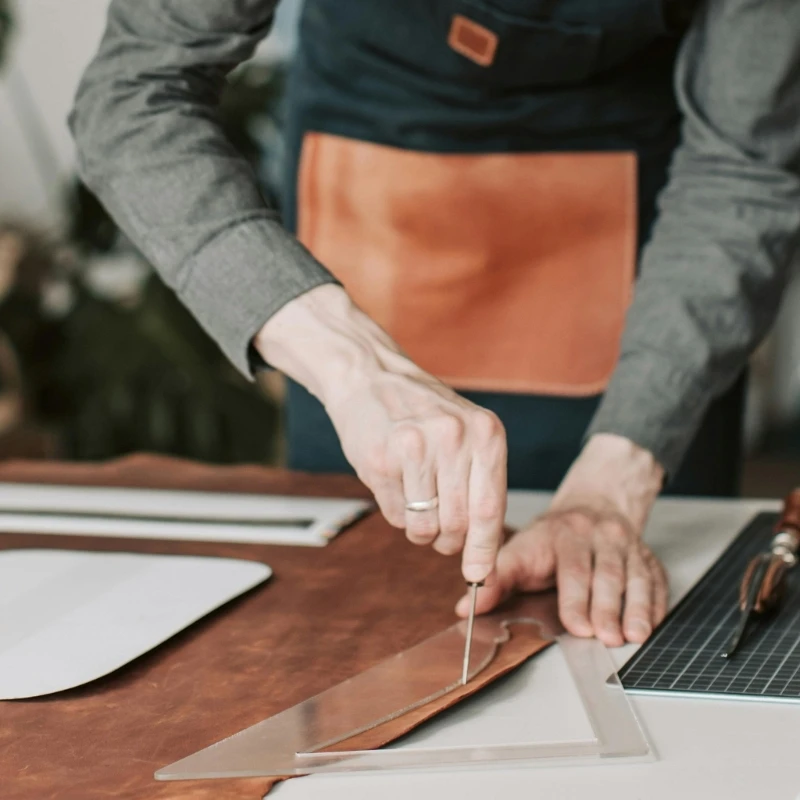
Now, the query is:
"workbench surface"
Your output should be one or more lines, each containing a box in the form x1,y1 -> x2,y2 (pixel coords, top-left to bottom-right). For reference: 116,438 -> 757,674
273,492 -> 799,800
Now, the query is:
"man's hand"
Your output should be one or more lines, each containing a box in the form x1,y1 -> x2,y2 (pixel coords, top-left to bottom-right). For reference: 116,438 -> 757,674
456,434 -> 667,646
254,285 -> 507,584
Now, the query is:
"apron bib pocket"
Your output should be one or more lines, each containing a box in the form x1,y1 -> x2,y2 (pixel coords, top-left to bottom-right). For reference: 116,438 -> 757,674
298,132 -> 637,396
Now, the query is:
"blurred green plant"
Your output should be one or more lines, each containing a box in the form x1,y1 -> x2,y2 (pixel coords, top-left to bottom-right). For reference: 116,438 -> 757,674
0,1 -> 12,70
0,222 -> 281,463
51,277 -> 280,463
0,61 -> 291,463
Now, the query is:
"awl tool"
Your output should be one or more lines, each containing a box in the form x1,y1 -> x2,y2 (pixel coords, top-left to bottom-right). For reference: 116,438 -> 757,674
461,581 -> 484,684
722,488 -> 800,659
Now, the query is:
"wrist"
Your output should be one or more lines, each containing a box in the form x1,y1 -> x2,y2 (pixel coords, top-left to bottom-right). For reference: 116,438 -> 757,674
582,433 -> 664,484
252,284 -> 419,409
554,434 -> 664,529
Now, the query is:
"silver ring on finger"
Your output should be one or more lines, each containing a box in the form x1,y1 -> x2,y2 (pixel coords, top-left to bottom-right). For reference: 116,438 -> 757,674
405,497 -> 439,513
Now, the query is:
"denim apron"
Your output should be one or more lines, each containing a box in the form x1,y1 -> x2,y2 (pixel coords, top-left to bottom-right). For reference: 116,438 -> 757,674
279,0 -> 743,495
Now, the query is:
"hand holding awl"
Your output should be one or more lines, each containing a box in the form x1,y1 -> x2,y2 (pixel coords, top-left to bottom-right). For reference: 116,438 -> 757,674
723,488 -> 800,658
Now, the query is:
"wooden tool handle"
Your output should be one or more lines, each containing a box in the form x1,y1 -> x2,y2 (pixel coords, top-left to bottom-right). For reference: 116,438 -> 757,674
738,556 -> 761,611
756,556 -> 789,613
776,489 -> 800,535
739,554 -> 788,614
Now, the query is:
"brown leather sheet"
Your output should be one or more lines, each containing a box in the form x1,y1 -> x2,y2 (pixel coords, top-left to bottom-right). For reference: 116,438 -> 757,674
0,455 -> 551,800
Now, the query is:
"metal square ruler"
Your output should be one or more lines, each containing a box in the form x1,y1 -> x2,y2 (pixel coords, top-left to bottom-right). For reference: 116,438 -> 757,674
157,595 -> 653,781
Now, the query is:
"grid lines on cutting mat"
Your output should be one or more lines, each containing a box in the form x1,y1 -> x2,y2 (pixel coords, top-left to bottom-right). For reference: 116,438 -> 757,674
618,513 -> 800,701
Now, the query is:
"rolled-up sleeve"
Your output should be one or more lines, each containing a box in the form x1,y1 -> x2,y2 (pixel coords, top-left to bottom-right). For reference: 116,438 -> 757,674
69,0 -> 337,375
587,0 -> 800,477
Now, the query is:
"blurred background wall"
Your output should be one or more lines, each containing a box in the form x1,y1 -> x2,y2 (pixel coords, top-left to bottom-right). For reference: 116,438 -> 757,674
0,0 -> 304,224
0,1 -> 797,493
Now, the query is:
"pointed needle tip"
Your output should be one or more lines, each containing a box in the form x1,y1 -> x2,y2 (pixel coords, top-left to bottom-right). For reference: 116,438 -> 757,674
461,582 -> 480,685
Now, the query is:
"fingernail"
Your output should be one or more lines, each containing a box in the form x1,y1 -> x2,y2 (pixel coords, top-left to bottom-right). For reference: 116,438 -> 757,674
600,625 -> 622,643
463,564 -> 490,583
567,619 -> 593,637
455,597 -> 469,616
629,620 -> 651,639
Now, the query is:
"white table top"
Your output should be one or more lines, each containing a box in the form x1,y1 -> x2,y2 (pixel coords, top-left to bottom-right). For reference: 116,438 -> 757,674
272,492 -> 800,800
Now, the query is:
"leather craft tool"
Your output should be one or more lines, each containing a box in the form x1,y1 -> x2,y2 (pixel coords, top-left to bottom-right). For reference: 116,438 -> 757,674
723,489 -> 800,659
461,580 -> 484,684
620,489 -> 800,702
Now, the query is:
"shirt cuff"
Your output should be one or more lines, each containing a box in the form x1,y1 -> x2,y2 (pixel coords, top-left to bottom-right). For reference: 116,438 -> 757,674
174,219 -> 339,377
585,351 -> 713,479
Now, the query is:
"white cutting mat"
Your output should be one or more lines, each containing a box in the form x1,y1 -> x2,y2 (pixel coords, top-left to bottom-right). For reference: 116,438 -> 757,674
0,483 -> 372,546
0,549 -> 271,699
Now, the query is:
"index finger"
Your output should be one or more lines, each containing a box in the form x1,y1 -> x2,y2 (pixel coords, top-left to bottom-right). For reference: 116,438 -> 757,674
461,433 -> 507,584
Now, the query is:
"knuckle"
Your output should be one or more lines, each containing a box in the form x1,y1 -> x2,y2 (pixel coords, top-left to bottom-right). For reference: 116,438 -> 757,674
643,547 -> 662,569
472,494 -> 505,523
387,512 -> 406,529
392,423 -> 427,462
420,518 -> 440,537
557,510 -> 594,536
433,535 -> 462,556
363,444 -> 392,478
599,560 -> 625,585
380,504 -> 405,529
565,562 -> 592,582
522,549 -> 556,584
407,519 -> 439,542
602,521 -> 630,549
636,547 -> 665,578
432,415 -> 466,450
626,556 -> 650,580
565,509 -> 592,526
560,601 -> 586,616
466,537 -> 498,558
439,509 -> 469,539
469,409 -> 505,445
590,608 -> 615,625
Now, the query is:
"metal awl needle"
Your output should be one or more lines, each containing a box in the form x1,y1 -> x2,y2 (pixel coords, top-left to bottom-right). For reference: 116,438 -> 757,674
461,581 -> 482,685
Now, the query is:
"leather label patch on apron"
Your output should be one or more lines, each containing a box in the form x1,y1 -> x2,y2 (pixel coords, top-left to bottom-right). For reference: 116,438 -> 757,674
298,132 -> 637,396
448,14 -> 499,66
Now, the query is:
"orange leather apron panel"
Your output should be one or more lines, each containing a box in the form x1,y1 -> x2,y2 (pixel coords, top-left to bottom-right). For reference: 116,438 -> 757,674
298,132 -> 636,396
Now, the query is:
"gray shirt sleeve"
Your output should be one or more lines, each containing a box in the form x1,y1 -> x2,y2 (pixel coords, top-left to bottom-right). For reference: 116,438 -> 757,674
72,1 -> 799,478
587,0 -> 800,477
69,0 -> 337,375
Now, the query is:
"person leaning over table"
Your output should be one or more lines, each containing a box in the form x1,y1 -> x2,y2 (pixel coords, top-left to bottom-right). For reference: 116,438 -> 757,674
69,0 -> 799,648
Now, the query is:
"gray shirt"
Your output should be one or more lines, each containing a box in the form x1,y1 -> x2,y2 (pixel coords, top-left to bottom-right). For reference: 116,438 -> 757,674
69,0 -> 800,478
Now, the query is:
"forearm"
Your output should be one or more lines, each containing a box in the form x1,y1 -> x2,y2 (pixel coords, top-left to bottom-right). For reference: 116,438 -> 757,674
588,0 -> 800,476
253,284 -> 430,411
69,0 -> 337,375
